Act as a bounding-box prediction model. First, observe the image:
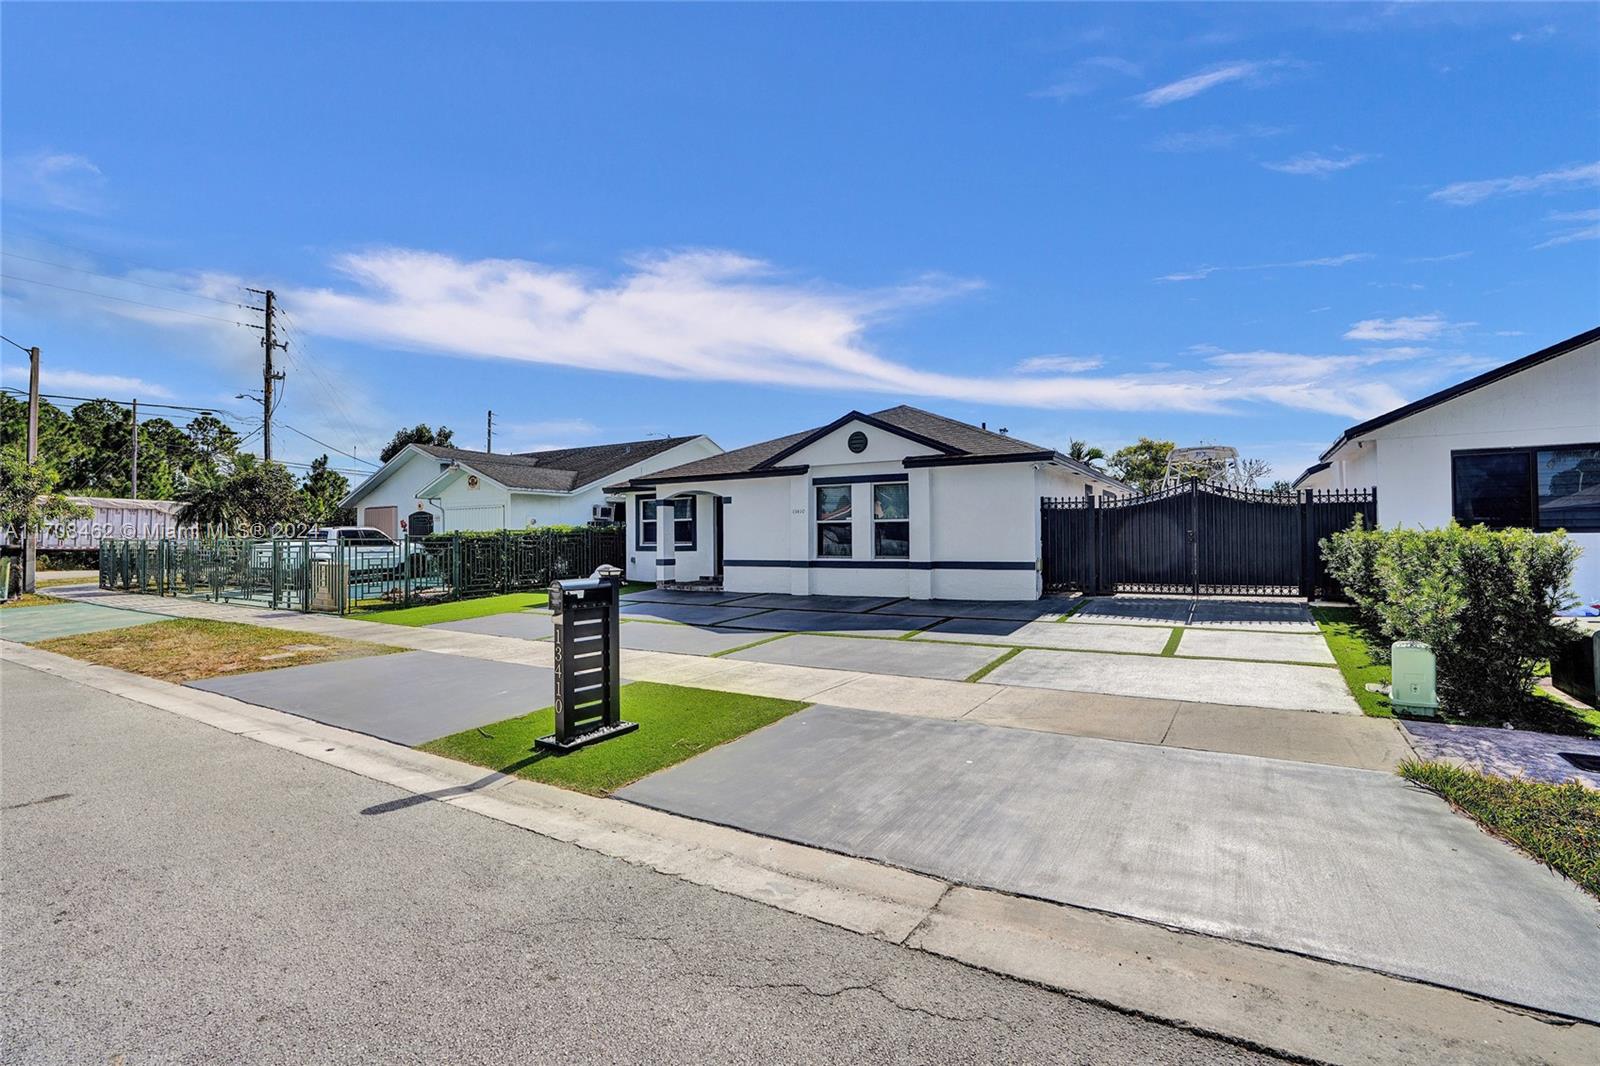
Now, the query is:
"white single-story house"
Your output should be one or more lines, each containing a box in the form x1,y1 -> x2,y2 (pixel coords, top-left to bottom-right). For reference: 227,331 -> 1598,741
1294,324 -> 1600,603
339,436 -> 721,537
605,405 -> 1131,601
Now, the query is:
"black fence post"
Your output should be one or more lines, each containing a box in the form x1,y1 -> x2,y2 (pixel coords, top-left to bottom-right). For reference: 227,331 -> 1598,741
1298,489 -> 1313,600
1188,478 -> 1200,597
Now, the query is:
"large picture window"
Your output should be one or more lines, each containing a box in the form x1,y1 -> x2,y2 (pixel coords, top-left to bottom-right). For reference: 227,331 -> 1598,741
1452,444 -> 1600,533
638,496 -> 658,548
873,482 -> 909,558
816,485 -> 853,557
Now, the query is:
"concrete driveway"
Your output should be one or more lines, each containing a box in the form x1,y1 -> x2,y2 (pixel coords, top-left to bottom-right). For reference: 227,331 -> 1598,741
188,650 -> 557,744
619,704 -> 1600,1023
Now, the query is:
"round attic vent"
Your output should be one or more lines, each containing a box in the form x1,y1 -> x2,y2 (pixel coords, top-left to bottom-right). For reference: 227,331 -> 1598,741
467,475 -> 480,488
847,431 -> 868,453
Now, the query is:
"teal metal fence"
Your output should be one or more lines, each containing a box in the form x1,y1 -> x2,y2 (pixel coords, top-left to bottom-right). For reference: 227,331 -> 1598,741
97,528 -> 624,614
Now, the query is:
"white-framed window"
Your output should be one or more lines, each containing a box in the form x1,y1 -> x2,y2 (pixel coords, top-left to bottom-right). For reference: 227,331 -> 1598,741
872,482 -> 909,558
671,498 -> 696,548
638,496 -> 658,548
816,485 -> 853,557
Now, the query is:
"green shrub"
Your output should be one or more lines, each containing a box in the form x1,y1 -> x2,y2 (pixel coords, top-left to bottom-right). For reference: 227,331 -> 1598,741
1321,522 -> 1581,717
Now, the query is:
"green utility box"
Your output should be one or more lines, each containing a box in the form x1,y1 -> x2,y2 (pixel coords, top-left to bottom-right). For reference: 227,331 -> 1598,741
1391,641 -> 1439,718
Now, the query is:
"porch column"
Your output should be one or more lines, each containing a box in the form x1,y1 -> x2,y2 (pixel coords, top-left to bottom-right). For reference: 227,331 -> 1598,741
907,468 -> 933,599
655,496 -> 675,587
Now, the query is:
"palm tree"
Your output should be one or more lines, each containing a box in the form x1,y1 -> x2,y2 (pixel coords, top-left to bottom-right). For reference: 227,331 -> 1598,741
1067,439 -> 1106,467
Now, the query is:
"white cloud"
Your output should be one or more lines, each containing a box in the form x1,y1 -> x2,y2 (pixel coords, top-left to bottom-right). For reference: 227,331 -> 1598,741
1343,314 -> 1459,342
1406,251 -> 1472,263
1157,252 -> 1371,283
1031,55 -> 1142,101
272,246 -> 1435,418
1262,151 -> 1373,177
1148,124 -> 1289,153
1014,354 -> 1105,373
2,151 -> 107,213
1535,208 -> 1600,249
35,368 -> 173,398
1137,60 -> 1284,107
1429,161 -> 1600,206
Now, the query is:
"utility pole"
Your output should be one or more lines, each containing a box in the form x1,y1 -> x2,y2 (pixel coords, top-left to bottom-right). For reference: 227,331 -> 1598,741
246,287 -> 287,461
24,346 -> 40,594
486,409 -> 494,453
131,398 -> 139,500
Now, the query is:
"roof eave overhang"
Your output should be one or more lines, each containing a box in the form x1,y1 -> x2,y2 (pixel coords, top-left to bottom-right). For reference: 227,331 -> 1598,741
753,411 -> 963,470
610,464 -> 812,493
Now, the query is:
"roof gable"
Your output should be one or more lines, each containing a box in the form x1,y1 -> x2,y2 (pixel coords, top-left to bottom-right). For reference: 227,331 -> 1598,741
1321,325 -> 1600,461
752,410 -> 962,469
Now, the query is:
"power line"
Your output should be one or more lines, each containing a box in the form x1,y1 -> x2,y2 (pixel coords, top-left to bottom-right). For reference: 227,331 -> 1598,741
0,386 -> 248,422
1,334 -> 34,354
278,421 -> 378,468
274,309 -> 371,459
0,274 -> 260,329
0,251 -> 254,309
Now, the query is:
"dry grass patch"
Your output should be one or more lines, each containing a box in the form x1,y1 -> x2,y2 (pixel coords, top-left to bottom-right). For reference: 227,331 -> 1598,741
36,618 -> 402,684
1,593 -> 68,609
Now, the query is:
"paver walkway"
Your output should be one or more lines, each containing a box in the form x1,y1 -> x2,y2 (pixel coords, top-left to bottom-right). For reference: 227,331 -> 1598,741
1404,720 -> 1600,788
619,704 -> 1600,1024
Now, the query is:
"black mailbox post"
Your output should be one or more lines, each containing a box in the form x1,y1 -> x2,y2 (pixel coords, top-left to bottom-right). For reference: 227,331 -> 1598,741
536,569 -> 635,753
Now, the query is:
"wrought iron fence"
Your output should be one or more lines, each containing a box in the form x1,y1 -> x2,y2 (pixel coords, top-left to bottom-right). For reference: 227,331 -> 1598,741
98,527 -> 625,614
1041,481 -> 1377,599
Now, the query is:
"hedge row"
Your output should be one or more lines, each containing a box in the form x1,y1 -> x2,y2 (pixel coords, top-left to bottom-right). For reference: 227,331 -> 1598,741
1321,517 -> 1581,717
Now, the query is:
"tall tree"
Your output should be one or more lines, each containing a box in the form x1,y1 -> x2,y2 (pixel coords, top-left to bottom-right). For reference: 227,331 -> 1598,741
1066,439 -> 1106,467
1107,438 -> 1175,493
176,455 -> 305,535
1,445 -> 91,551
379,423 -> 454,463
299,455 -> 353,525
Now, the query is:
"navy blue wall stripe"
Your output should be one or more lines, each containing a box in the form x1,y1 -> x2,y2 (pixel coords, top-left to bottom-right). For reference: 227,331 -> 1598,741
724,559 -> 1034,571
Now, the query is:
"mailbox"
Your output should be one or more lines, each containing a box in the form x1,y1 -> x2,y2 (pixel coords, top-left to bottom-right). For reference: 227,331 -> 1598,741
536,568 -> 635,753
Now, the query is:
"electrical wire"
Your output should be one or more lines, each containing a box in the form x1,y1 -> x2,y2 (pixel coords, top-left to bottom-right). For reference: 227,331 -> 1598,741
0,274 -> 260,329
278,421 -> 378,468
0,252 -> 256,309
273,309 -> 372,460
1,334 -> 34,354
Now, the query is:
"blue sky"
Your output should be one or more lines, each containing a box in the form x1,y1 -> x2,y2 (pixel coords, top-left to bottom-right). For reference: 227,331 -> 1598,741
3,2 -> 1597,486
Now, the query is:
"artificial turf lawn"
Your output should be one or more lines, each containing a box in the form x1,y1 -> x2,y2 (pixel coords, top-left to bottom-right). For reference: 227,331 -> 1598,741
1400,760 -> 1600,901
1314,605 -> 1600,735
1312,606 -> 1393,717
418,681 -> 807,795
34,618 -> 401,684
350,582 -> 653,627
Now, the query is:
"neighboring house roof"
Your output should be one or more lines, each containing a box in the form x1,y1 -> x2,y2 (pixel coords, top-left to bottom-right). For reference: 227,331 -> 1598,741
610,404 -> 1130,490
342,435 -> 705,505
1318,324 -> 1600,462
1290,462 -> 1331,489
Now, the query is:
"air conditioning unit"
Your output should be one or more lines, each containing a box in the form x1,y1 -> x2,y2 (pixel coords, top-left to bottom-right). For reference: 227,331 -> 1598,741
592,502 -> 619,523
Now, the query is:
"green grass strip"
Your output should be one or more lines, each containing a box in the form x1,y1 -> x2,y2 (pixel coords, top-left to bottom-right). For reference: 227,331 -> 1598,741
1400,760 -> 1600,900
708,632 -> 793,658
964,646 -> 1022,683
1054,598 -> 1089,621
351,591 -> 550,626
1313,606 -> 1393,718
1159,628 -> 1183,657
417,681 -> 807,795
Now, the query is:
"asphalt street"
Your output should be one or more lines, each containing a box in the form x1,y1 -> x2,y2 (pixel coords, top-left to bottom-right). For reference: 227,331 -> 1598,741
1,661 -> 1278,1065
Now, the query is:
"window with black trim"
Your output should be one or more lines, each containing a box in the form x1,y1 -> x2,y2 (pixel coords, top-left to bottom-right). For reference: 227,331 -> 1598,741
816,485 -> 853,557
671,498 -> 696,548
1451,444 -> 1600,533
638,496 -> 658,548
873,482 -> 909,558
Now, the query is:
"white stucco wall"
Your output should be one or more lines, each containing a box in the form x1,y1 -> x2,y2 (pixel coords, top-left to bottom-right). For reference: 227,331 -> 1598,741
1321,339 -> 1600,601
624,418 -> 1128,600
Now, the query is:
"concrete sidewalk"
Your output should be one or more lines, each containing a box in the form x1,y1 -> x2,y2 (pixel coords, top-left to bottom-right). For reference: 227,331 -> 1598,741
4,641 -> 1592,1065
54,587 -> 1411,770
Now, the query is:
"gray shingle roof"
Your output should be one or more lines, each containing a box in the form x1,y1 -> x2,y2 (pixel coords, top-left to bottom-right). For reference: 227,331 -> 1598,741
416,436 -> 701,493
616,405 -> 1113,487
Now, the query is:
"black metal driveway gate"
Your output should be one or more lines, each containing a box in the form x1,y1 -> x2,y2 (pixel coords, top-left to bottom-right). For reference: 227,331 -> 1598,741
1041,480 -> 1376,598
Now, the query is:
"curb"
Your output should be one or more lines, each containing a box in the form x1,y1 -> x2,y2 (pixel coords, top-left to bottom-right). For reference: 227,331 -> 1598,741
3,640 -> 1592,1065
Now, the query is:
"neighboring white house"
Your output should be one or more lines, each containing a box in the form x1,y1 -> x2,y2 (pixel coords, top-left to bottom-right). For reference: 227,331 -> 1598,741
339,436 -> 721,537
1294,325 -> 1600,603
605,405 -> 1131,601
